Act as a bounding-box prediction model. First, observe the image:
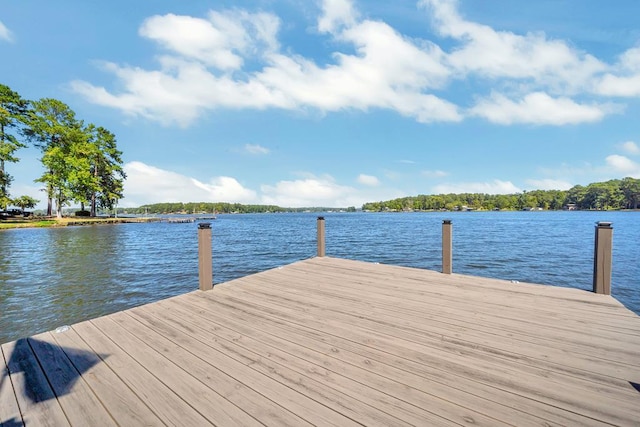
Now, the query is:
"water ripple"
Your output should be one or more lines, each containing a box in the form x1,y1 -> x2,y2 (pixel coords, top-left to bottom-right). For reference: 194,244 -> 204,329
1,211 -> 638,343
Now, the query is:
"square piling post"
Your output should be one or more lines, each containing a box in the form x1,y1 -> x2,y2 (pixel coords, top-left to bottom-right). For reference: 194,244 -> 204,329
198,222 -> 213,291
593,221 -> 613,295
442,219 -> 452,274
317,216 -> 326,257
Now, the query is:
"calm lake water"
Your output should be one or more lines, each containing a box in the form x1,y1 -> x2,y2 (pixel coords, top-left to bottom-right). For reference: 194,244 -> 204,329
1,211 -> 638,344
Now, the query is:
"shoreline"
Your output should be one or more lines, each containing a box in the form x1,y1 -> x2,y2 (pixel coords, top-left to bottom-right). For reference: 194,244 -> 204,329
0,217 -> 162,230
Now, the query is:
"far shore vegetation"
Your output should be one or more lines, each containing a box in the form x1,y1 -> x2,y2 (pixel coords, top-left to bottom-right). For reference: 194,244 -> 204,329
119,177 -> 639,214
362,177 -> 640,212
1,177 -> 637,231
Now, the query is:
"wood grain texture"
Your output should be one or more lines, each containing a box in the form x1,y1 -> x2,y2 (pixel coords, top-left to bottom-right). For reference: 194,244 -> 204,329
3,256 -> 640,426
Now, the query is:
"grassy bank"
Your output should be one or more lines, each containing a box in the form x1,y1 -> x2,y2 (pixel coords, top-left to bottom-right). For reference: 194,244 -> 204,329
0,217 -> 161,230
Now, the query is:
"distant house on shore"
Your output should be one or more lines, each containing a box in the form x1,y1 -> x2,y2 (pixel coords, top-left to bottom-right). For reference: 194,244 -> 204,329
564,203 -> 577,210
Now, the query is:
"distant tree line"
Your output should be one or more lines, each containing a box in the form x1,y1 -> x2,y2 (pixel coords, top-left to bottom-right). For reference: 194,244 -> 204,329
122,202 -> 355,215
0,84 -> 125,217
362,178 -> 640,212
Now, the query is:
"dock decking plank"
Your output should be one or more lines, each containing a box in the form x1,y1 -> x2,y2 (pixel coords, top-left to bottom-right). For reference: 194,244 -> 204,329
128,303 -> 416,427
3,256 -> 640,426
281,259 -> 640,338
202,274 -> 640,425
168,291 -> 577,427
143,297 -> 465,427
71,319 -> 213,426
246,269 -> 640,361
0,345 -> 23,427
92,313 -> 262,427
238,270 -> 640,379
110,309 -> 307,427
1,339 -> 70,426
49,325 -> 166,427
27,332 -> 117,426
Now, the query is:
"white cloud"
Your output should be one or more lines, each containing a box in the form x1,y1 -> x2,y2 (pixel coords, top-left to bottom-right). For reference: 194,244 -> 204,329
245,144 -> 269,155
122,161 -> 257,206
524,179 -> 573,191
605,155 -> 640,177
139,10 -> 280,70
318,0 -> 357,34
70,0 -> 632,127
432,179 -> 521,194
594,47 -> 640,97
70,2 -> 461,126
422,170 -> 448,178
357,174 -> 380,186
619,141 -> 640,155
596,74 -> 640,97
419,0 -> 606,91
0,20 -> 13,42
121,162 -> 386,208
469,92 -> 611,125
260,176 -> 358,207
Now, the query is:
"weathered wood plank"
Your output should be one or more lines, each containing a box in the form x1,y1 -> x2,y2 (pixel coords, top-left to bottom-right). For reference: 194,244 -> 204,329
28,332 -> 117,426
163,294 -> 585,427
117,305 -> 364,427
108,310 -> 305,427
1,339 -> 70,426
133,300 -> 459,427
50,325 -> 165,427
89,315 -> 253,427
4,256 -> 640,426
236,273 -> 640,374
0,345 -> 23,427
71,319 -> 213,426
293,257 -> 634,317
184,289 -> 616,426
249,267 -> 640,351
193,283 -> 640,425
285,258 -> 639,325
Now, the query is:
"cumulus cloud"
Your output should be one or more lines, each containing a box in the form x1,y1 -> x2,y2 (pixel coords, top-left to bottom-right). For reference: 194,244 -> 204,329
122,161 -> 257,206
0,20 -> 13,42
260,175 -> 359,207
357,174 -> 380,186
70,0 -> 634,127
605,155 -> 640,176
318,0 -> 357,33
595,47 -> 640,97
245,144 -> 269,155
420,0 -> 606,89
139,10 -> 279,70
469,92 -> 610,125
432,179 -> 521,194
69,1 -> 463,126
619,141 -> 640,155
120,162 -> 382,208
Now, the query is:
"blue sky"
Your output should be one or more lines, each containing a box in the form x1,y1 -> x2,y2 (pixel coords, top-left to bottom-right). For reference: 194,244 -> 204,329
1,0 -> 640,208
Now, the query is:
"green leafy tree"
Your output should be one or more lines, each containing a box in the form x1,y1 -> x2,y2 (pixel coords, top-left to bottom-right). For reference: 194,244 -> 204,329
620,177 -> 640,209
85,125 -> 125,216
0,84 -> 29,208
12,195 -> 39,211
25,98 -> 82,217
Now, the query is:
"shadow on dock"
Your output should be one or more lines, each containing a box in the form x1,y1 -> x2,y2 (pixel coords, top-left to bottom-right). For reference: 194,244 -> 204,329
1,337 -> 106,406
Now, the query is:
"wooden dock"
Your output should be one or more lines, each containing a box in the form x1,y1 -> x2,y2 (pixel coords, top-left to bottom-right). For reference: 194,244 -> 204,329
2,257 -> 639,426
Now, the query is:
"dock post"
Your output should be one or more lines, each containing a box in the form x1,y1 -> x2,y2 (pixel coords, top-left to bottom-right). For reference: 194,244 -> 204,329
442,219 -> 452,274
198,222 -> 213,291
317,216 -> 326,257
593,221 -> 613,295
